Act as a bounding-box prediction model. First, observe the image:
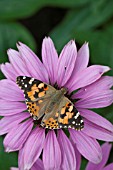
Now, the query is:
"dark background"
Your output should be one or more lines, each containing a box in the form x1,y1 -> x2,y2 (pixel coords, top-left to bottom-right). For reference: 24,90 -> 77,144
0,0 -> 113,169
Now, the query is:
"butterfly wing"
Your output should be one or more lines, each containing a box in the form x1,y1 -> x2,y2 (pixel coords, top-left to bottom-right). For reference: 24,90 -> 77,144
16,76 -> 56,120
16,76 -> 56,102
57,97 -> 84,130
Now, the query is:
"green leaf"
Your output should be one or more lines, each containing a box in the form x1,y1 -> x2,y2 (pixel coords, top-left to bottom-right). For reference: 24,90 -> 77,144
47,0 -> 91,7
80,158 -> 88,170
0,0 -> 94,20
50,0 -> 113,50
0,22 -> 36,80
0,22 -> 36,64
0,137 -> 18,170
93,105 -> 113,124
0,0 -> 45,20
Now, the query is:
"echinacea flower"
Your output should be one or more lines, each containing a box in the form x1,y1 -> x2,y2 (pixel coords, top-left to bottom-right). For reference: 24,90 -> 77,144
11,142 -> 113,170
0,37 -> 113,170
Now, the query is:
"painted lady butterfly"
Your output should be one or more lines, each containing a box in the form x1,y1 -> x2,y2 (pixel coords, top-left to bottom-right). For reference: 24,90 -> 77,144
16,76 -> 84,130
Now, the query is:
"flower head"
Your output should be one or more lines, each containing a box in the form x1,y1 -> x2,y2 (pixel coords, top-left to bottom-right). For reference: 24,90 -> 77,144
0,37 -> 113,170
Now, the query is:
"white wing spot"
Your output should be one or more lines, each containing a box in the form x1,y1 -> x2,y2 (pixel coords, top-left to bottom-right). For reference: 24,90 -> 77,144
29,81 -> 32,84
23,76 -> 26,79
74,112 -> 80,119
25,84 -> 27,88
29,78 -> 35,84
80,120 -> 83,123
72,121 -> 75,124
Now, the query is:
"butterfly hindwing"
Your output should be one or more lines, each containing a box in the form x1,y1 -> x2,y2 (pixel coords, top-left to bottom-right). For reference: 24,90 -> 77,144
26,99 -> 51,120
41,115 -> 59,129
58,97 -> 84,130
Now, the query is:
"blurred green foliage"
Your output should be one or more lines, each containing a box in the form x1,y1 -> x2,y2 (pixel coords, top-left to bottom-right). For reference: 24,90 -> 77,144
0,137 -> 18,169
0,0 -> 113,169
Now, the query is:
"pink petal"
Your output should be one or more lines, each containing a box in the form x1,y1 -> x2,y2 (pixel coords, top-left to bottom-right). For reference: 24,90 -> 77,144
57,129 -> 76,170
67,43 -> 89,87
103,163 -> 113,170
17,42 -> 48,83
68,65 -> 110,92
4,119 -> 33,152
69,129 -> 102,164
76,90 -> 113,108
19,147 -> 25,170
57,40 -> 77,87
74,76 -> 113,99
32,159 -> 44,170
74,42 -> 89,73
86,143 -> 112,170
83,119 -> 113,141
78,109 -> 113,132
0,100 -> 27,116
0,112 -> 30,135
1,63 -> 18,81
0,79 -> 24,101
19,127 -> 45,170
71,141 -> 81,170
8,49 -> 31,76
42,37 -> 58,85
43,130 -> 61,170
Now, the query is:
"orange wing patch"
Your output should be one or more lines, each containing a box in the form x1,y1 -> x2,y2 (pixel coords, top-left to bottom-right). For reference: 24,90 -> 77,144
27,83 -> 46,101
27,84 -> 39,101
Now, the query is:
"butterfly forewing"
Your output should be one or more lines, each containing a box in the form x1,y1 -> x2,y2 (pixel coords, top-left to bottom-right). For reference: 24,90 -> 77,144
16,76 -> 55,120
16,76 -> 56,102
